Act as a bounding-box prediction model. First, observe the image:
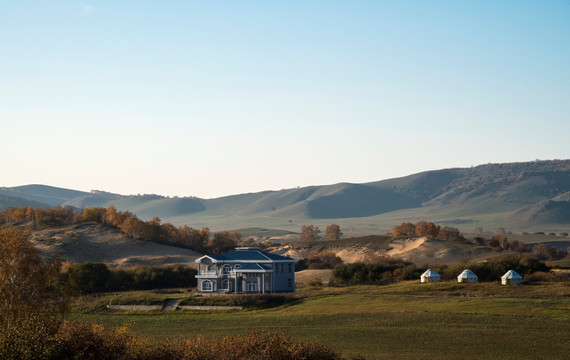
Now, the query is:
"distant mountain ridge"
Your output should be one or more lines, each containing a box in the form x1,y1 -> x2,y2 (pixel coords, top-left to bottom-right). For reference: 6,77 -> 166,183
2,160 -> 570,234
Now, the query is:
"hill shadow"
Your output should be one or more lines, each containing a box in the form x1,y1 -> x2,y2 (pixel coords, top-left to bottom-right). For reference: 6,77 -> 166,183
307,184 -> 420,219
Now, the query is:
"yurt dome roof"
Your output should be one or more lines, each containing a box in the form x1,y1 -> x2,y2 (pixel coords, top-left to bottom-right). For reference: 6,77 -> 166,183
501,270 -> 522,279
458,269 -> 478,278
421,269 -> 441,277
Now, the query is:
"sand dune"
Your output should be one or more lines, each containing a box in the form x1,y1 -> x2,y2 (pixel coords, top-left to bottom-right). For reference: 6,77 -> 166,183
273,236 -> 499,265
295,269 -> 333,284
31,223 -> 202,268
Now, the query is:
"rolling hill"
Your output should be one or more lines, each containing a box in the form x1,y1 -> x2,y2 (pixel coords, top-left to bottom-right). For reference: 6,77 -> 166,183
2,159 -> 570,235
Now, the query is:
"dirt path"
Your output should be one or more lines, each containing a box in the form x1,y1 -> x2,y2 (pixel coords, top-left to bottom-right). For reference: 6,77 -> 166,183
161,298 -> 185,311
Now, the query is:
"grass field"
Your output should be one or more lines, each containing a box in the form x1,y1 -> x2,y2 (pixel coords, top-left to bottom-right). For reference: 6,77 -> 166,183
71,281 -> 569,359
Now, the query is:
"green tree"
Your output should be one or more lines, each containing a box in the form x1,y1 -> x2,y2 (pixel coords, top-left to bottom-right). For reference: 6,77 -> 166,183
66,263 -> 112,294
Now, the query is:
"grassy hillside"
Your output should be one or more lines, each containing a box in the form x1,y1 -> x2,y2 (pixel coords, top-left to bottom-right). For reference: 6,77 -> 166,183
0,194 -> 50,210
0,184 -> 89,206
4,160 -> 570,234
72,282 -> 570,359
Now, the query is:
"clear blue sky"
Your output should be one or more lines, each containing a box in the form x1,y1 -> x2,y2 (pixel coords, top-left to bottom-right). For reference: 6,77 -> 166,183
1,1 -> 569,198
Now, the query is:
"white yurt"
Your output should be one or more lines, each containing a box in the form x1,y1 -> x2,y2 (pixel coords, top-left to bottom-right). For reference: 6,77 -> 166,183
457,269 -> 478,283
501,270 -> 523,285
420,269 -> 441,283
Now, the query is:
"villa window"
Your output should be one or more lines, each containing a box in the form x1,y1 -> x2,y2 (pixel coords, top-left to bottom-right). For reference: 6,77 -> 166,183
202,280 -> 212,291
222,264 -> 232,274
288,263 -> 292,273
246,281 -> 258,292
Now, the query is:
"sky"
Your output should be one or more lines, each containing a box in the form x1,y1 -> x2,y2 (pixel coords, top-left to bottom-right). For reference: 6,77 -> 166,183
1,1 -> 569,199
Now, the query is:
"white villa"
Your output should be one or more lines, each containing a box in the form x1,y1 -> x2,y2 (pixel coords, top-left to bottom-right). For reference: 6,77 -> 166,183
195,247 -> 295,294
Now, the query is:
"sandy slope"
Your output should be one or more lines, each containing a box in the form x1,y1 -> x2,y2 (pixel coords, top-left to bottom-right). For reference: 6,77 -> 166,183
274,236 -> 501,265
295,269 -> 333,284
31,223 -> 202,268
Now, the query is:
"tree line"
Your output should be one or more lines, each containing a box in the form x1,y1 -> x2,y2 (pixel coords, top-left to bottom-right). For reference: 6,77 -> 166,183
300,224 -> 343,241
0,205 -> 244,254
392,221 -> 467,242
330,254 -> 554,286
393,221 -> 568,260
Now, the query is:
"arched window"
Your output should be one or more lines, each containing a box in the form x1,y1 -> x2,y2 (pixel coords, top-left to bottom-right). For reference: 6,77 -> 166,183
202,280 -> 212,291
222,264 -> 232,274
221,279 -> 230,290
234,264 -> 241,270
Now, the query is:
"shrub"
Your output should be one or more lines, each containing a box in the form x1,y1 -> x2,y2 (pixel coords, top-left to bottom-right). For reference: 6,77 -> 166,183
0,314 -> 60,360
67,263 -> 113,294
307,277 -> 324,287
54,323 -> 359,360
180,293 -> 297,309
331,258 -> 417,285
523,271 -> 569,284
308,251 -> 343,269
66,263 -> 197,294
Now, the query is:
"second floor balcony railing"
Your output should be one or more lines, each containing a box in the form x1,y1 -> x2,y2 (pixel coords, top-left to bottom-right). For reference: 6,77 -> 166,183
199,270 -> 235,276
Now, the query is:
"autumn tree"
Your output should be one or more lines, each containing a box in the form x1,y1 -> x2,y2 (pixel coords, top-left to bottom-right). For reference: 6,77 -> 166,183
209,231 -> 240,254
325,224 -> 343,241
300,225 -> 321,241
0,228 -> 69,359
492,234 -> 509,250
392,222 -> 416,236
104,204 -> 119,225
81,207 -> 106,223
437,226 -> 466,243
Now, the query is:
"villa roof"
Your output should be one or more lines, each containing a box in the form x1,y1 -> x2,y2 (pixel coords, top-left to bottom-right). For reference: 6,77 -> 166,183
235,263 -> 273,272
195,247 -> 295,263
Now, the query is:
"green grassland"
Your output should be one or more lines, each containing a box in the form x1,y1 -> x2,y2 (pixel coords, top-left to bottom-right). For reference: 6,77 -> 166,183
72,282 -> 570,359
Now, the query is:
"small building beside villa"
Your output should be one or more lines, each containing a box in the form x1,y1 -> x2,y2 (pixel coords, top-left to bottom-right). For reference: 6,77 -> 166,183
420,269 -> 441,283
457,269 -> 478,283
501,270 -> 523,285
195,247 -> 295,294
